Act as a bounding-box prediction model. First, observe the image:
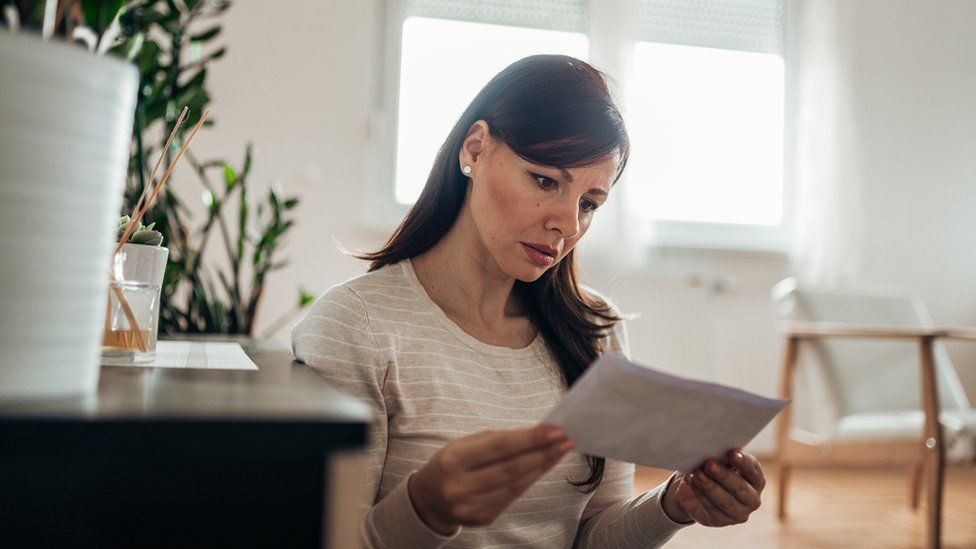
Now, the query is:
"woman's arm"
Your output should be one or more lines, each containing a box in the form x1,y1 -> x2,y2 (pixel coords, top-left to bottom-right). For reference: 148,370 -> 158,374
573,460 -> 691,548
292,285 -> 458,549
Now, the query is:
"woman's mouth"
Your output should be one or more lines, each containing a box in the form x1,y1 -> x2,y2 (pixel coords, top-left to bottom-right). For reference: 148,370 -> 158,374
521,242 -> 556,267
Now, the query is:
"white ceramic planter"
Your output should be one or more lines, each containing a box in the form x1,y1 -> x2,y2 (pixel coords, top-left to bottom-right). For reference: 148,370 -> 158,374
0,32 -> 138,400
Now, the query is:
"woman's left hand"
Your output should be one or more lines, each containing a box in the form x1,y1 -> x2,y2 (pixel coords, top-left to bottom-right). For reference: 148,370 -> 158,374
660,449 -> 765,527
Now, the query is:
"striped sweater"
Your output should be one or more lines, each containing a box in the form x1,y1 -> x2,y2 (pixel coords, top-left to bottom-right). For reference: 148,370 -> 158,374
292,259 -> 688,548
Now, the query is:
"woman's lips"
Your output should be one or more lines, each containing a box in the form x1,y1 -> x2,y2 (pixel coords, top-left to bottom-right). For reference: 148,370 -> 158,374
521,243 -> 555,267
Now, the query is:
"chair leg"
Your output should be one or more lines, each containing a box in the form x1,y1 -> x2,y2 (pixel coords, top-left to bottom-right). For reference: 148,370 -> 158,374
909,463 -> 923,510
777,463 -> 791,520
775,336 -> 798,521
919,337 -> 945,549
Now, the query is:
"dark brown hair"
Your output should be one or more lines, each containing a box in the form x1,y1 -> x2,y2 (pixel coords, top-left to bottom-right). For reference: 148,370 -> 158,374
358,55 -> 629,492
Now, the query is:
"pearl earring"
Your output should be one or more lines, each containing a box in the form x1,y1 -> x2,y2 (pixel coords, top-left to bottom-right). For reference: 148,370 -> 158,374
462,165 -> 472,175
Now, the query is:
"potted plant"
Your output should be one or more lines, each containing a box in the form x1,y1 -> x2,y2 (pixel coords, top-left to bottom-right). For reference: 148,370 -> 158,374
113,0 -> 310,339
0,2 -> 138,399
102,216 -> 168,363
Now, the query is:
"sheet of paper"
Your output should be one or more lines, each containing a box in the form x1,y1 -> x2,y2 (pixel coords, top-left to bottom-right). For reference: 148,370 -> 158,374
542,353 -> 789,472
103,341 -> 258,371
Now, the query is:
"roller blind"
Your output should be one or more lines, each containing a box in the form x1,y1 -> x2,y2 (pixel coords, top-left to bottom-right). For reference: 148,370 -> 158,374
402,0 -> 588,33
636,0 -> 784,54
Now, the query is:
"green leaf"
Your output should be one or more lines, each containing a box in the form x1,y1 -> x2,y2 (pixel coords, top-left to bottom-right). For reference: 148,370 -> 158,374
299,289 -> 315,307
223,163 -> 237,190
189,46 -> 227,68
242,143 -> 253,178
179,68 -> 207,94
83,0 -> 125,34
190,26 -> 221,42
268,187 -> 280,210
238,186 -> 248,264
110,32 -> 145,61
137,40 -> 163,73
130,229 -> 165,246
209,46 -> 227,60
133,7 -> 170,26
176,87 -> 209,114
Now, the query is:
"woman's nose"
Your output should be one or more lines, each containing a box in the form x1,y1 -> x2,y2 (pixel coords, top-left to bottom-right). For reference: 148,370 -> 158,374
544,198 -> 581,239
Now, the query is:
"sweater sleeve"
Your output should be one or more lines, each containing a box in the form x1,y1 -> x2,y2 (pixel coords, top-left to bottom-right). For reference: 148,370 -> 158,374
573,461 -> 688,548
292,285 -> 459,549
571,302 -> 691,547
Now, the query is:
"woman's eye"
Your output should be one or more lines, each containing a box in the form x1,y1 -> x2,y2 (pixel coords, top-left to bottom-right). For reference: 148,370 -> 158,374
580,199 -> 600,213
533,174 -> 558,190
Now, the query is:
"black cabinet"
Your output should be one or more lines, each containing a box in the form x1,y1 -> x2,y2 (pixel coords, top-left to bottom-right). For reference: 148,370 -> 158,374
0,341 -> 369,548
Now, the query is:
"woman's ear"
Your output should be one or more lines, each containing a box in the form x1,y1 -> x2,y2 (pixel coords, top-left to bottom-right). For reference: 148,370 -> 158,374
459,120 -> 490,173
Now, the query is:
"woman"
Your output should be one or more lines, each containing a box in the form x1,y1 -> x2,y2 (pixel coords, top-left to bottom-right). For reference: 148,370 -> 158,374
293,55 -> 765,548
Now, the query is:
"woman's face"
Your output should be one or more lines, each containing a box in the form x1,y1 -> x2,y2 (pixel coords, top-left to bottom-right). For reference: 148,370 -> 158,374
460,121 -> 619,282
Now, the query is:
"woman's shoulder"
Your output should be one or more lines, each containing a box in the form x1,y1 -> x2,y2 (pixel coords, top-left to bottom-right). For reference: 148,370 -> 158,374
292,263 -> 412,357
302,261 -> 418,320
578,284 -> 631,359
579,284 -> 622,316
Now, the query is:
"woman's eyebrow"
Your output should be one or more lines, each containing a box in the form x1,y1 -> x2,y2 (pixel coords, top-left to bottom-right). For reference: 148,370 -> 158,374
547,167 -> 608,195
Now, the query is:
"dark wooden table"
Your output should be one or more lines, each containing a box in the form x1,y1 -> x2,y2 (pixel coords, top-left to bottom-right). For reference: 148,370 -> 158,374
0,340 -> 370,548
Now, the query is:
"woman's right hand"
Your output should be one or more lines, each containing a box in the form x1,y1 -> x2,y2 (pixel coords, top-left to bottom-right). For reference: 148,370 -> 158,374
407,424 -> 575,535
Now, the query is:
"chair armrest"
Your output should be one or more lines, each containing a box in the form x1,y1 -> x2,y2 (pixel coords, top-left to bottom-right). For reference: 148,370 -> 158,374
778,321 -> 947,340
941,327 -> 976,341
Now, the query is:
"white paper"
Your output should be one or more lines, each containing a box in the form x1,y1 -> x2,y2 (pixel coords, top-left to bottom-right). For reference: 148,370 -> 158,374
103,341 -> 258,371
542,353 -> 789,472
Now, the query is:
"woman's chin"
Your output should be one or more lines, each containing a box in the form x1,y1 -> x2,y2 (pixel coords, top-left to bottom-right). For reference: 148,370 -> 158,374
510,260 -> 553,283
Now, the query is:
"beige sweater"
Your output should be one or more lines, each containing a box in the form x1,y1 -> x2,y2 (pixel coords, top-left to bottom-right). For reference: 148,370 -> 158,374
292,259 -> 688,548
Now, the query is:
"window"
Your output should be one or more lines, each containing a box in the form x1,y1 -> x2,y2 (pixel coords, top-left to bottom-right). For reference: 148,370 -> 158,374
627,43 -> 785,225
395,17 -> 587,203
374,0 -> 789,251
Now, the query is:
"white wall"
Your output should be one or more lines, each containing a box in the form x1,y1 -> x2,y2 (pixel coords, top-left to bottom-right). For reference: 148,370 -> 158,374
849,0 -> 976,393
186,0 -> 976,454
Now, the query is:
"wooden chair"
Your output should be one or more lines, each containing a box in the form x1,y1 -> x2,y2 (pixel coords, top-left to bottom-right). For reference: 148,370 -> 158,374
771,278 -> 976,549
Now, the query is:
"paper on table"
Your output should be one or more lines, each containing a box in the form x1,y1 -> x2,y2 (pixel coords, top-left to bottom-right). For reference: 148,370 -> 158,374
103,341 -> 258,370
542,353 -> 789,473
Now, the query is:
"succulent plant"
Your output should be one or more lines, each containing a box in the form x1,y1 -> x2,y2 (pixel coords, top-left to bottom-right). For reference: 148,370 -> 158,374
117,215 -> 164,246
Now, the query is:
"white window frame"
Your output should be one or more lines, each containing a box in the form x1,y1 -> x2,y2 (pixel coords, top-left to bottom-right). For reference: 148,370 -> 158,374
365,0 -> 796,253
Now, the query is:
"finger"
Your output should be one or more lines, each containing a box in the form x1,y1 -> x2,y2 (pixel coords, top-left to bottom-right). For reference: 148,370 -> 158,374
691,466 -> 753,522
453,425 -> 566,470
702,459 -> 761,511
728,450 -> 766,492
454,457 -> 558,522
686,476 -> 738,527
674,477 -> 722,526
465,437 -> 573,494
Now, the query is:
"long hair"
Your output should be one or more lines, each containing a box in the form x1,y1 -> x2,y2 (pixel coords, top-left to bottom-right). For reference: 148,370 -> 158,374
358,55 -> 629,492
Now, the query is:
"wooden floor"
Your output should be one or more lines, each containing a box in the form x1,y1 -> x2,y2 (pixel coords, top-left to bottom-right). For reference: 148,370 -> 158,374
635,461 -> 976,548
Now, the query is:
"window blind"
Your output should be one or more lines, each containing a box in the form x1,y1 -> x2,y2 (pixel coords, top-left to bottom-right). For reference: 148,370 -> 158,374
402,0 -> 587,33
636,0 -> 784,54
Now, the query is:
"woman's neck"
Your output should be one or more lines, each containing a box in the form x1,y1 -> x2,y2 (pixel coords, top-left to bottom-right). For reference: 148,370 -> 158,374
412,206 -> 522,327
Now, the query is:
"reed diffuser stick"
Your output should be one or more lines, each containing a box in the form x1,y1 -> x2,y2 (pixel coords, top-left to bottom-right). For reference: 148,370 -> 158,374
131,106 -> 188,220
109,283 -> 148,352
115,109 -> 210,254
